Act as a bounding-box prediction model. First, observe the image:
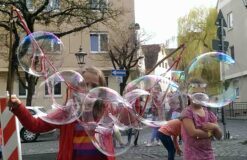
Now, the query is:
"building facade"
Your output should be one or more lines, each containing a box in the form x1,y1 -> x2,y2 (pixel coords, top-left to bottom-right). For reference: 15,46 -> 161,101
217,0 -> 247,102
0,0 -> 137,106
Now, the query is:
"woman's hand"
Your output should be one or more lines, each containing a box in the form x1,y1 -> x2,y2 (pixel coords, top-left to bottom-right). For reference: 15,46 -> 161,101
176,147 -> 183,156
8,95 -> 22,109
202,122 -> 218,131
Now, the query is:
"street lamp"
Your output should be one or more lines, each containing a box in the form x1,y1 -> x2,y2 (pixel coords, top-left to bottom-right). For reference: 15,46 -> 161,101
242,0 -> 247,8
75,46 -> 87,68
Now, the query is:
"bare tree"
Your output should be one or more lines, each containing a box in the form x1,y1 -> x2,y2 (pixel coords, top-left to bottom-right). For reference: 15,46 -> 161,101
0,0 -> 121,105
108,25 -> 144,95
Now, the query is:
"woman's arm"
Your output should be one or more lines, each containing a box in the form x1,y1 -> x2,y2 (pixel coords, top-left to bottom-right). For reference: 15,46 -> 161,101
202,122 -> 222,140
10,96 -> 57,133
182,118 -> 210,139
213,124 -> 222,140
172,135 -> 182,156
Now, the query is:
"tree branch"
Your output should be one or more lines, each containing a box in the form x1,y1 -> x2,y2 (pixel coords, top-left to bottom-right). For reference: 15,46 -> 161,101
0,22 -> 10,30
109,50 -> 118,69
32,0 -> 49,18
55,17 -> 104,37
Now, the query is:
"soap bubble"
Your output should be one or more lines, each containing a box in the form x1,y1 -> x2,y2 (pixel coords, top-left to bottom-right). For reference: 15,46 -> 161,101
124,75 -> 184,127
186,52 -> 237,108
17,31 -> 64,77
34,70 -> 87,125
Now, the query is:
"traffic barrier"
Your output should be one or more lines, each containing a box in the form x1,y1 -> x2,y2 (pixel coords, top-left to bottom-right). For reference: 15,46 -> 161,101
0,97 -> 22,160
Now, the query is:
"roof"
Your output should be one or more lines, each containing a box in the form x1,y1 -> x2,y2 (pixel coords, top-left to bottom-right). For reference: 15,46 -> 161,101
141,44 -> 161,72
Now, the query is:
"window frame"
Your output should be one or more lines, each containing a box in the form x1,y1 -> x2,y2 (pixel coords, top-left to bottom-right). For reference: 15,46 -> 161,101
27,0 -> 60,12
88,0 -> 108,11
227,11 -> 233,30
235,87 -> 240,98
90,32 -> 109,53
230,45 -> 235,60
26,0 -> 35,11
18,80 -> 27,98
105,76 -> 108,86
233,79 -> 240,98
44,80 -> 62,97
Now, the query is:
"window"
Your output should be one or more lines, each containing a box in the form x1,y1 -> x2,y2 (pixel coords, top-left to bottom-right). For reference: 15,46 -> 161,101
19,81 -> 27,97
88,0 -> 107,10
105,76 -> 108,86
233,80 -> 239,98
45,81 -> 61,96
44,0 -> 60,12
235,87 -> 239,98
28,36 -> 62,54
90,33 -> 108,52
227,12 -> 233,29
230,45 -> 234,60
26,0 -> 60,12
26,0 -> 34,11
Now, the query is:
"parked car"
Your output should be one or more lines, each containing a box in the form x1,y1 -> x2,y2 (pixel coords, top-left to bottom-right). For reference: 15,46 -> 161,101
17,106 -> 56,142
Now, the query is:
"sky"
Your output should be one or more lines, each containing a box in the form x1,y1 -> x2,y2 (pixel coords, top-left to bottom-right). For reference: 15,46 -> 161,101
135,0 -> 218,47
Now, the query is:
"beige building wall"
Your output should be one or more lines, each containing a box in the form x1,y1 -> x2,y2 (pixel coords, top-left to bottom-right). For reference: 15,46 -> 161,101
0,0 -> 136,105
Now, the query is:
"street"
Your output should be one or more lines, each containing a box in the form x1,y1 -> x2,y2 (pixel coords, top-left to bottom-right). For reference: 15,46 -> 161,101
21,120 -> 247,160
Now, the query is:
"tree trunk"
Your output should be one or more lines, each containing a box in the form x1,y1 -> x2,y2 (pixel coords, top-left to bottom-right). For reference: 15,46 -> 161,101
26,75 -> 36,106
119,71 -> 129,95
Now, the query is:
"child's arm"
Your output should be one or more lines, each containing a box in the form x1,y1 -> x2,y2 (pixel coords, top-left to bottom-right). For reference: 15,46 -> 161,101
182,118 -> 210,139
172,135 -> 182,156
202,122 -> 222,140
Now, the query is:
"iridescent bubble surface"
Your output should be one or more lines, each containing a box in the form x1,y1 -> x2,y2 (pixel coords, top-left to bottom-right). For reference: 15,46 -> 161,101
34,70 -> 87,125
186,52 -> 237,108
124,75 -> 185,127
79,87 -> 136,156
17,31 -> 64,77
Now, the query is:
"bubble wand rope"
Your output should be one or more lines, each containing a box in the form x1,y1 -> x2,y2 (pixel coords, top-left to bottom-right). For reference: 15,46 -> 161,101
156,45 -> 186,120
159,45 -> 186,103
13,7 -> 55,74
140,45 -> 186,118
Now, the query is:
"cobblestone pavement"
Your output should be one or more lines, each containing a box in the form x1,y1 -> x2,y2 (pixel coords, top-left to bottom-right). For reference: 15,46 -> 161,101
22,120 -> 247,160
116,120 -> 247,160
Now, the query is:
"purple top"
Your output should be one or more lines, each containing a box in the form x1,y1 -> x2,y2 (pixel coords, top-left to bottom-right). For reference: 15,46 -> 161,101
181,106 -> 217,160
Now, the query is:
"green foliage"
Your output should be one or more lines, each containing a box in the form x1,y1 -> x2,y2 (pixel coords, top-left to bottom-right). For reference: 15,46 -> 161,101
177,7 -> 220,88
177,7 -> 217,70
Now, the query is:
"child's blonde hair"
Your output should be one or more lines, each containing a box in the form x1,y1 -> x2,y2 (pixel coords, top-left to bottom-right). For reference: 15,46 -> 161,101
80,66 -> 107,87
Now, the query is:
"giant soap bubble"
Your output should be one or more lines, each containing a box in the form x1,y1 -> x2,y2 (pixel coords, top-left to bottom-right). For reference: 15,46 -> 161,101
124,75 -> 185,127
185,52 -> 237,108
17,31 -> 64,77
34,70 -> 87,125
78,87 -> 137,156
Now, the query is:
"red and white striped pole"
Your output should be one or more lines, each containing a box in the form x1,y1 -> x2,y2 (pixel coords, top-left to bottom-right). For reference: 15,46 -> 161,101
0,95 -> 22,160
